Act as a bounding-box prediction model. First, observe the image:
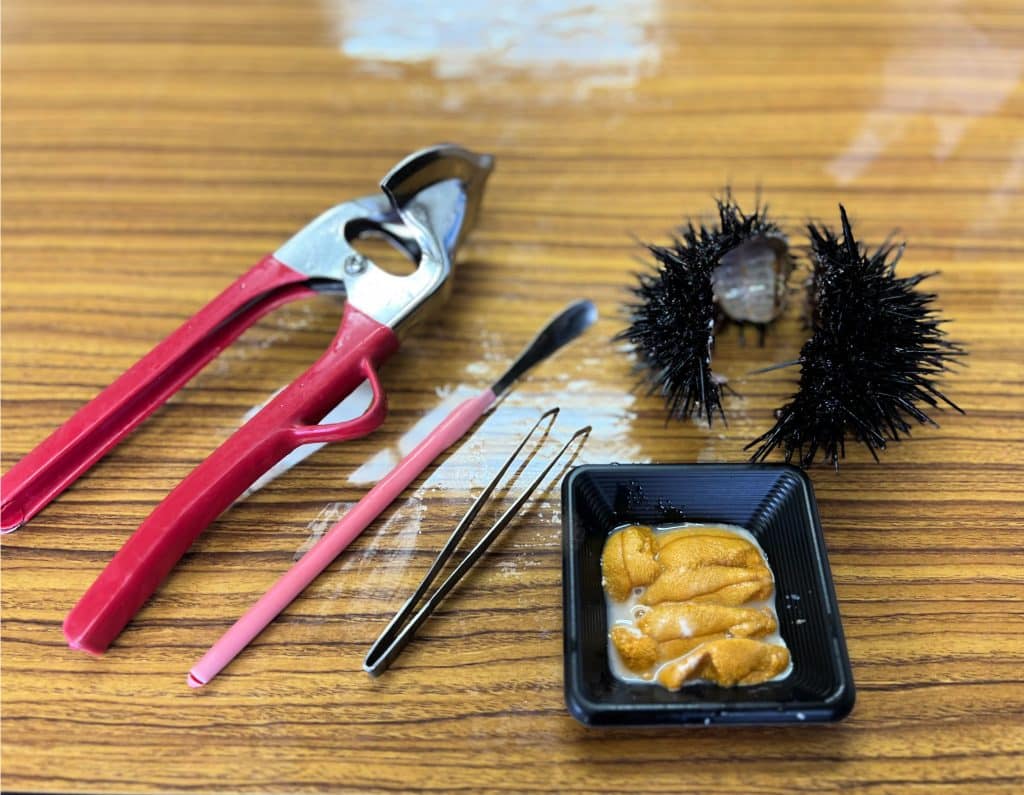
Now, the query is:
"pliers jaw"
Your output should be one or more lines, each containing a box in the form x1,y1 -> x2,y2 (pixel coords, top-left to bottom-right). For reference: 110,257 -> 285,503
275,144 -> 494,335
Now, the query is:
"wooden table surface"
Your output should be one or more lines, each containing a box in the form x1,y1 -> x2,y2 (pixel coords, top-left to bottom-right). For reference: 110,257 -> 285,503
3,1 -> 1023,792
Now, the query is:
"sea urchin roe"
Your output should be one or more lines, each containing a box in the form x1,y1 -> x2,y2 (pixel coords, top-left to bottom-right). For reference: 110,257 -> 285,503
601,523 -> 791,689
599,524 -> 661,601
657,637 -> 790,689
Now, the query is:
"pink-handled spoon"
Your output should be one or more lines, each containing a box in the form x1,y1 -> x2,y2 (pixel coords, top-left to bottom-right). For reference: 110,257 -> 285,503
188,299 -> 597,688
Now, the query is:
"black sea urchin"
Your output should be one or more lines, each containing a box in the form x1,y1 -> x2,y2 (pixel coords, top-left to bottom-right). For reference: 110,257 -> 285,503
747,205 -> 965,468
618,195 -> 791,425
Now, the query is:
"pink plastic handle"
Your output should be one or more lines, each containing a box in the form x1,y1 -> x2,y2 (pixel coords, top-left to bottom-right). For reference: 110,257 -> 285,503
0,254 -> 314,533
188,387 -> 497,687
63,303 -> 400,655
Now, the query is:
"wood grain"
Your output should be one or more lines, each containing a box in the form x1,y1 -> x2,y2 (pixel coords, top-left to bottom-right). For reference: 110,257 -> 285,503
2,0 -> 1023,792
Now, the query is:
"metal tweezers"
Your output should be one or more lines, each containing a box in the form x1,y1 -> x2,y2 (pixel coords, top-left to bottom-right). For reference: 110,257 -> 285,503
363,408 -> 589,676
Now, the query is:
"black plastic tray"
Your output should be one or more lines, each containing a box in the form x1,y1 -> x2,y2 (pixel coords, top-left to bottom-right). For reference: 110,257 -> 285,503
561,463 -> 855,727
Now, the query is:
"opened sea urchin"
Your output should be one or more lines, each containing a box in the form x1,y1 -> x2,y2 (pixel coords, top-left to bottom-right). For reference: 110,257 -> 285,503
747,205 -> 965,467
618,195 -> 792,425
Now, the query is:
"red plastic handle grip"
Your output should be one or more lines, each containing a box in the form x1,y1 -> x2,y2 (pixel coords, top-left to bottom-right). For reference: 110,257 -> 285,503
63,303 -> 399,654
0,255 -> 314,533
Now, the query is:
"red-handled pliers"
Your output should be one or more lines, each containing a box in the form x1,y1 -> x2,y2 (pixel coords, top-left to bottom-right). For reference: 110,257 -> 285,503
0,144 -> 493,654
